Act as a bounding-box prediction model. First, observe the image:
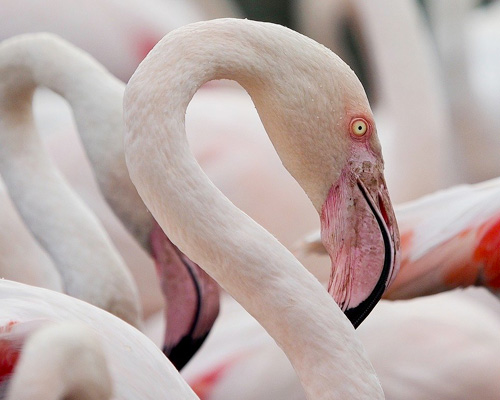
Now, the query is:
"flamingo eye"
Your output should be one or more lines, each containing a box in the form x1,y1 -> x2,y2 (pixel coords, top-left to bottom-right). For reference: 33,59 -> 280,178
351,118 -> 368,137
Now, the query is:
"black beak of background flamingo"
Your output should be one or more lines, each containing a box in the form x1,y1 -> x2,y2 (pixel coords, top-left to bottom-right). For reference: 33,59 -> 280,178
150,222 -> 220,370
164,330 -> 209,370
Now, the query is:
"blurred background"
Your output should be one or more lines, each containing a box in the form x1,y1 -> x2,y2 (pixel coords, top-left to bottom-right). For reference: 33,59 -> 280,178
4,0 -> 500,201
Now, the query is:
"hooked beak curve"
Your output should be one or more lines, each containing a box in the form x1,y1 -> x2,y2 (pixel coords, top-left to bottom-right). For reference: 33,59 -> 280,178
344,180 -> 396,327
321,167 -> 400,328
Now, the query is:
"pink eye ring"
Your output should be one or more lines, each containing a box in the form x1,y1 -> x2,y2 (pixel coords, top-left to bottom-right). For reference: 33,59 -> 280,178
350,118 -> 369,137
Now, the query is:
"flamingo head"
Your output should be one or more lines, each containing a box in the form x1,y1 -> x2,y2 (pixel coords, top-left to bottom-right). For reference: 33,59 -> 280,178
252,47 -> 401,327
149,221 -> 220,370
319,114 -> 400,328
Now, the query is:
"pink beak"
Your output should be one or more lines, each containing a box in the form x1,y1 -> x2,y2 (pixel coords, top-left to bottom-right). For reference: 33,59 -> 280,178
321,160 -> 400,327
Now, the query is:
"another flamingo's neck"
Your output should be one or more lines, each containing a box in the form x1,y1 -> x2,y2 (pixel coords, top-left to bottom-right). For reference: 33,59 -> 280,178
0,34 -> 142,326
125,19 -> 382,399
0,33 -> 152,247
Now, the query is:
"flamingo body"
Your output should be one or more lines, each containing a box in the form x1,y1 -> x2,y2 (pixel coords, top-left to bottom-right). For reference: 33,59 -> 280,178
386,178 -> 500,299
0,280 -> 197,399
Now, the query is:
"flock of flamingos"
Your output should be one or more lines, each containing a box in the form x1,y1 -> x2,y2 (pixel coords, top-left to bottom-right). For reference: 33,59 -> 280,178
1,0 -> 500,399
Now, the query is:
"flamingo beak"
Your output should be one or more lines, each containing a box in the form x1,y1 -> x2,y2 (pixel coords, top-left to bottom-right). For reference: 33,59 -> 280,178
150,221 -> 220,370
320,162 -> 400,328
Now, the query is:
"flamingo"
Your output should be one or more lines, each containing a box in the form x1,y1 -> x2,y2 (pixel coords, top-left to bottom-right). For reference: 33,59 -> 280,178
124,18 -> 400,398
33,85 -> 164,317
3,322 -> 113,400
0,280 -> 197,399
0,33 -> 218,369
161,7 -> 500,399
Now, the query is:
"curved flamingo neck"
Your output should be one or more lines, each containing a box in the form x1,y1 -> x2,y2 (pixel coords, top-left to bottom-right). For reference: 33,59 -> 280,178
0,33 -> 152,247
127,19 -> 374,211
125,19 -> 382,399
0,34 -> 142,326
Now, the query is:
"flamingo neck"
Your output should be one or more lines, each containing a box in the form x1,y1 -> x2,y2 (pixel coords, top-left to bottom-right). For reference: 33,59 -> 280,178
125,19 -> 382,399
0,34 -> 142,326
0,33 -> 152,247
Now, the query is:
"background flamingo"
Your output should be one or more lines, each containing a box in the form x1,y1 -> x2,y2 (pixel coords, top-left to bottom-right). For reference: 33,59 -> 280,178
0,35 -> 141,327
0,181 -> 62,291
0,33 -> 218,368
0,280 -> 198,399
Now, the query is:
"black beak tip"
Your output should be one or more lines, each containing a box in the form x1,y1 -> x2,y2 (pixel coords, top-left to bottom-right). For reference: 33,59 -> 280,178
345,181 -> 394,328
343,281 -> 387,329
344,303 -> 372,329
163,333 -> 209,370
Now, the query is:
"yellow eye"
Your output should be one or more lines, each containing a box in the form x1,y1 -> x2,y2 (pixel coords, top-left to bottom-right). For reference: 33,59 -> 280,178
351,119 -> 368,137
